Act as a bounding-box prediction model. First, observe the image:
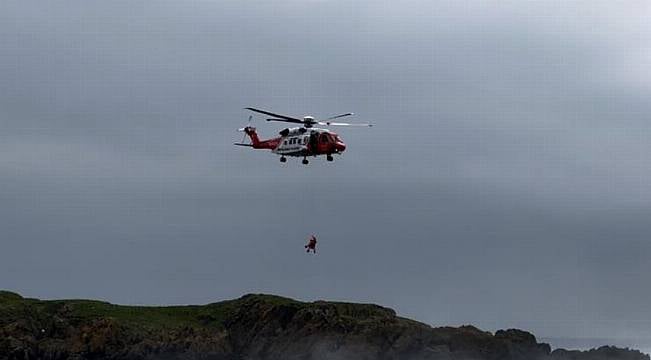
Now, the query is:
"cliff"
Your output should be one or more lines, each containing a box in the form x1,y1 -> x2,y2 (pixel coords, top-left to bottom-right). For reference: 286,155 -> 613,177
0,291 -> 647,360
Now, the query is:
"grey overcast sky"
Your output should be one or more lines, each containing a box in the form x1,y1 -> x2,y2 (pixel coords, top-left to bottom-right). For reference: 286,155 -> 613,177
2,0 -> 651,349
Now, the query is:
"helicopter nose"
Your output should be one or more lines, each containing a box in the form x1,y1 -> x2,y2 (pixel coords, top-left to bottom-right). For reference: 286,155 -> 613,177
336,142 -> 346,152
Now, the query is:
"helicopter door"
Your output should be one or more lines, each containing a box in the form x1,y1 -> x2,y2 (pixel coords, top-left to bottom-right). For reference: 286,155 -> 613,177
309,133 -> 318,152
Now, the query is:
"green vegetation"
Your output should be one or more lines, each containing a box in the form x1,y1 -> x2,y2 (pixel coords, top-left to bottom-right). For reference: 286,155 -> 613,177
0,292 -> 308,331
0,291 -> 396,334
37,300 -> 220,329
0,291 -> 23,301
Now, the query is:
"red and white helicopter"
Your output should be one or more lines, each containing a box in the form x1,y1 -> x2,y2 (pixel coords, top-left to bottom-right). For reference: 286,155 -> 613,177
235,107 -> 372,164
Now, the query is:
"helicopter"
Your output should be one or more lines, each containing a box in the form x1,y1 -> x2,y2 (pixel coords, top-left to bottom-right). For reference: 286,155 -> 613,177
235,107 -> 372,164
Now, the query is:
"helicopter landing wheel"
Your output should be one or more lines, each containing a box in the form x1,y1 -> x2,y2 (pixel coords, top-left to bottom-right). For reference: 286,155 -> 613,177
327,155 -> 334,162
280,156 -> 287,163
302,158 -> 309,165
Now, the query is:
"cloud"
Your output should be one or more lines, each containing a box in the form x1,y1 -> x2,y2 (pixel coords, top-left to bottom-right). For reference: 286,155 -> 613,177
2,0 -> 651,343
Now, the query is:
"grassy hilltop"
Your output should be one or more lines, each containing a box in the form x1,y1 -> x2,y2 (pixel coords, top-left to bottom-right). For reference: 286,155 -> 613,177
0,290 -> 648,360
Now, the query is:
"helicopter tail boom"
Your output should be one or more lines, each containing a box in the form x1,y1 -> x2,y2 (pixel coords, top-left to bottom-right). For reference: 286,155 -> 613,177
240,126 -> 261,146
236,126 -> 280,150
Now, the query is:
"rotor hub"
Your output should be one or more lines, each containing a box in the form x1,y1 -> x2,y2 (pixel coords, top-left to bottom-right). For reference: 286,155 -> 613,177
302,116 -> 317,128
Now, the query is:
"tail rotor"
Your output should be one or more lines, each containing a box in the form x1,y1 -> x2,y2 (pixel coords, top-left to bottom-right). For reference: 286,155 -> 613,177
235,115 -> 256,147
238,115 -> 253,143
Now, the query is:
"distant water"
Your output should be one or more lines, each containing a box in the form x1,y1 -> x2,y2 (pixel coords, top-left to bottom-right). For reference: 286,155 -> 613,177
541,338 -> 651,356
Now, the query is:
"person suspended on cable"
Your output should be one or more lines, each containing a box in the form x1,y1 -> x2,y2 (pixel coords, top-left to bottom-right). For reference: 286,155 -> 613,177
305,235 -> 317,253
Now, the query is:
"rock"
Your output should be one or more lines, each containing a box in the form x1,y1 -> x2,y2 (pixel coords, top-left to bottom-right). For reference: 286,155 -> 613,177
552,346 -> 650,360
0,291 -> 647,360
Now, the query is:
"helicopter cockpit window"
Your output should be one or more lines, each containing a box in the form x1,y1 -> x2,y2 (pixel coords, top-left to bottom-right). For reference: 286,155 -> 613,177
320,135 -> 329,143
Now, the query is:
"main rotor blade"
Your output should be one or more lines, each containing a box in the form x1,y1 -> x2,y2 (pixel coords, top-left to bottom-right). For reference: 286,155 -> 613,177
325,113 -> 354,120
266,118 -> 305,124
318,121 -> 373,127
245,107 -> 302,122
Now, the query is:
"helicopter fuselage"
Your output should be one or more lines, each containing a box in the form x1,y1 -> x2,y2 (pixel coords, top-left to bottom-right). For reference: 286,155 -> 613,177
273,128 -> 345,157
241,127 -> 346,159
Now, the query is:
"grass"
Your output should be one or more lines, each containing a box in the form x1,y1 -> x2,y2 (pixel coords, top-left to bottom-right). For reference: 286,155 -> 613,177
0,292 -> 309,331
0,291 -> 397,332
